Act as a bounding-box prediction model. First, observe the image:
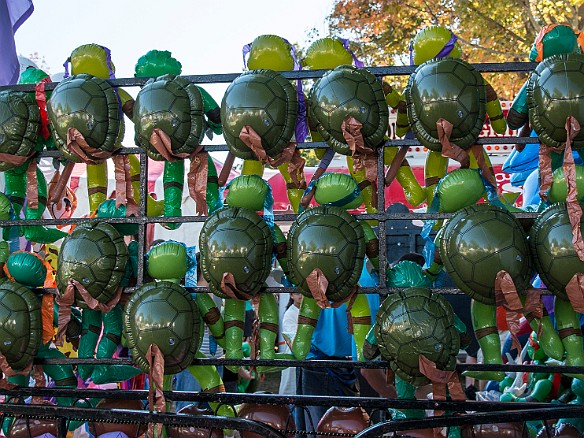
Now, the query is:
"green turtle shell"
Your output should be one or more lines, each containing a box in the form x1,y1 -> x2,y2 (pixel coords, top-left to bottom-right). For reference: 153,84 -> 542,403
375,287 -> 459,386
123,281 -> 200,375
56,222 -> 128,308
0,90 -> 40,171
133,75 -> 205,161
287,205 -> 365,302
221,69 -> 297,160
199,207 -> 273,299
439,204 -> 531,305
47,73 -> 123,162
530,202 -> 584,300
0,279 -> 41,371
528,53 -> 584,149
406,58 -> 486,151
309,65 -> 388,155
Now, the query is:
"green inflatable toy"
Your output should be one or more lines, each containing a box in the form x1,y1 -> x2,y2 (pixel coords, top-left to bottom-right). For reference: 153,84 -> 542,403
375,287 -> 460,386
221,69 -> 298,160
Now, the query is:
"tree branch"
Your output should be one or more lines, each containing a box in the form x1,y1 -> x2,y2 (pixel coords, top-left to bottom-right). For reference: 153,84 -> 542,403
466,4 -> 528,44
457,35 -> 525,58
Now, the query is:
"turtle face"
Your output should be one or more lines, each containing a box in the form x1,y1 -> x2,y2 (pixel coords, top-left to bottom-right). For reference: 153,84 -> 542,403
411,25 -> 463,65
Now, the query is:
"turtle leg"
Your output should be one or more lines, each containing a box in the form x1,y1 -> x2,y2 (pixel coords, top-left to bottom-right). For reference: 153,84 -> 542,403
424,150 -> 449,211
91,304 -> 141,384
37,342 -> 77,407
128,154 -> 163,216
347,156 -> 379,213
195,293 -> 225,349
224,299 -> 245,373
291,297 -> 321,360
4,166 -> 26,247
206,154 -> 222,213
524,306 -> 564,361
87,162 -> 108,213
23,165 -> 67,244
555,297 -> 584,379
257,293 -> 293,373
162,160 -> 184,230
77,308 -> 102,380
278,162 -> 304,214
241,159 -> 264,177
462,300 -> 505,382
382,148 -> 426,207
350,294 -> 372,362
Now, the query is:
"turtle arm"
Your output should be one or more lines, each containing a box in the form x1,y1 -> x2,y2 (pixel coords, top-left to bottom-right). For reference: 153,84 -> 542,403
91,303 -> 141,384
360,220 -> 379,272
116,88 -> 135,120
77,308 -> 102,380
162,160 -> 184,230
350,294 -> 372,362
196,86 -> 222,135
195,293 -> 225,349
347,156 -> 379,213
424,150 -> 449,212
273,224 -> 291,281
555,298 -> 584,379
277,162 -> 304,214
291,297 -> 321,360
383,148 -> 427,207
363,325 -> 380,360
383,82 -> 409,138
4,166 -> 26,219
507,82 -> 529,130
206,154 -> 222,214
23,165 -> 67,244
483,78 -> 507,134
187,355 -> 235,417
87,162 -> 108,213
223,298 -> 246,373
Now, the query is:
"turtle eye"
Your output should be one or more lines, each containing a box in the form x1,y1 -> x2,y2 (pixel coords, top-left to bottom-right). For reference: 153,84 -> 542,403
168,338 -> 175,346
171,118 -> 179,127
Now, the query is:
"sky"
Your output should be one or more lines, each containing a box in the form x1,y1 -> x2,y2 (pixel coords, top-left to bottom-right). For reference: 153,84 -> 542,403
13,0 -> 336,152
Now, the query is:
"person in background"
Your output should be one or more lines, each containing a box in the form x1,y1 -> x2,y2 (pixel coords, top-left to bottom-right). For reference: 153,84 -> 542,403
279,292 -> 302,395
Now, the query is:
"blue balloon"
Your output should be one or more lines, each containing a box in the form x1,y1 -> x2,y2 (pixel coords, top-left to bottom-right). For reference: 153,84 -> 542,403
521,169 -> 541,208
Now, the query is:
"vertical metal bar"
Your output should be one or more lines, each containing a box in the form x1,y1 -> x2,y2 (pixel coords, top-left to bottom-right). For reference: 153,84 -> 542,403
377,145 -> 387,287
57,417 -> 67,438
136,150 -> 149,285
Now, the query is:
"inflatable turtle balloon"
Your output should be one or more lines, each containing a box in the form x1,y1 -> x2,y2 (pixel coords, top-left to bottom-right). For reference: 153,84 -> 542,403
221,69 -> 298,160
528,53 -> 584,149
530,202 -> 584,374
375,287 -> 459,386
439,203 -> 531,305
0,90 -> 40,172
287,205 -> 365,303
309,65 -> 388,155
56,222 -> 128,307
0,280 -> 41,371
134,75 -> 206,160
199,206 -> 273,299
406,58 -> 486,152
47,73 -> 123,163
123,281 -> 200,375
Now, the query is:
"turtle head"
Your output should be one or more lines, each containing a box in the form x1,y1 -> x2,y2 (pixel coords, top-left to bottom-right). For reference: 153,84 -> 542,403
6,252 -> 46,288
529,24 -> 580,62
303,37 -> 354,70
410,25 -> 462,65
147,241 -> 187,283
245,34 -> 296,71
135,50 -> 182,78
69,43 -> 116,78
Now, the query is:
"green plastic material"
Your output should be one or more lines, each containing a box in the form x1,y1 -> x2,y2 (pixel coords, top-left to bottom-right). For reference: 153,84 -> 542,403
134,50 -> 182,78
528,53 -> 584,149
386,260 -> 432,288
56,222 -> 128,307
529,25 -> 579,62
0,90 -> 39,171
314,173 -> 364,210
439,204 -> 531,305
147,241 -> 188,282
287,205 -> 365,302
47,74 -> 123,162
304,38 -> 353,70
221,69 -> 298,160
309,65 -> 388,155
199,207 -> 273,299
96,199 -> 138,236
406,58 -> 486,152
134,75 -> 205,160
246,35 -> 295,71
530,202 -> 584,300
123,281 -> 200,375
436,168 -> 485,212
0,280 -> 41,371
225,175 -> 269,211
549,165 -> 584,203
375,287 -> 459,386
6,252 -> 46,288
411,26 -> 463,65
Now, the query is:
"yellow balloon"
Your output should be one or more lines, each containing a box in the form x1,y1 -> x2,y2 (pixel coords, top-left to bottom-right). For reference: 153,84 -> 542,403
70,44 -> 116,78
